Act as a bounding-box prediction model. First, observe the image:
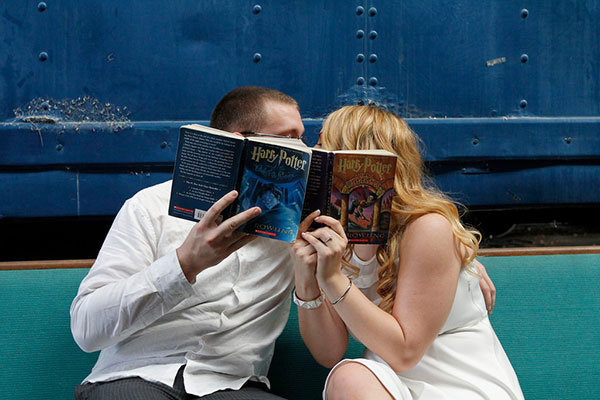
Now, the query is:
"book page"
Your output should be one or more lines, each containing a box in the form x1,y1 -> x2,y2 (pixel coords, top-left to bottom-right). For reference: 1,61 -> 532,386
249,136 -> 310,152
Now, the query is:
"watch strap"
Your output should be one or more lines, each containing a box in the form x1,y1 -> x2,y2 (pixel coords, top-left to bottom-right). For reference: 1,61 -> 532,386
293,289 -> 324,309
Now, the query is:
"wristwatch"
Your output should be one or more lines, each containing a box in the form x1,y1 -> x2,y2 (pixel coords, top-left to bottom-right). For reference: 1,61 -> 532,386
293,289 -> 324,309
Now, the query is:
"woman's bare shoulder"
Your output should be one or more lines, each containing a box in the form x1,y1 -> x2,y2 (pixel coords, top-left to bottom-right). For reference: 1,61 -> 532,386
404,213 -> 453,238
401,213 -> 460,263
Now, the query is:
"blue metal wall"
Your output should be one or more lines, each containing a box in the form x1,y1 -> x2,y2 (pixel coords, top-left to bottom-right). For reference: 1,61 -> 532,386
1,1 -> 599,218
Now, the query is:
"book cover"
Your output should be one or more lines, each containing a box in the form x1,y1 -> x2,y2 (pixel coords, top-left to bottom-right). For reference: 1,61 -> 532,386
236,140 -> 311,242
302,149 -> 397,244
168,124 -> 311,242
169,125 -> 245,222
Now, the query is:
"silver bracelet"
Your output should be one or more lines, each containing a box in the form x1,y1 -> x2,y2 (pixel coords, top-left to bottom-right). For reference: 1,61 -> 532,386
330,278 -> 353,305
293,289 -> 324,309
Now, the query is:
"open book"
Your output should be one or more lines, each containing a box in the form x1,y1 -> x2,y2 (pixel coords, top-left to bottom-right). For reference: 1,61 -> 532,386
168,124 -> 311,242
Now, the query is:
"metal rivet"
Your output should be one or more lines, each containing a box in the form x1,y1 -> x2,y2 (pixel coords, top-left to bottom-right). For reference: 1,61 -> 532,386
356,6 -> 364,15
253,5 -> 262,14
253,53 -> 262,62
56,144 -> 63,152
356,30 -> 365,39
368,7 -> 377,16
369,77 -> 378,86
369,54 -> 378,63
369,30 -> 378,40
38,2 -> 47,12
521,9 -> 529,18
357,77 -> 365,86
519,99 -> 528,108
520,54 -> 529,63
490,109 -> 498,117
356,54 -> 365,63
564,137 -> 572,144
472,137 -> 480,145
160,141 -> 168,149
39,51 -> 48,61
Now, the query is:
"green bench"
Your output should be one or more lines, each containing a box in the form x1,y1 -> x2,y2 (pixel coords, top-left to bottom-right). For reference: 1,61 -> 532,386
1,252 -> 599,399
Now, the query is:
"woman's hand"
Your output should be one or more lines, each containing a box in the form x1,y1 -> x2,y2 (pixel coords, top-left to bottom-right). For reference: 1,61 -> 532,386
290,210 -> 321,300
300,215 -> 348,285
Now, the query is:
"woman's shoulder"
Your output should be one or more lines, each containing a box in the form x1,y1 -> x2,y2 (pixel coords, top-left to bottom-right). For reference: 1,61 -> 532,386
401,213 -> 460,261
404,213 -> 453,238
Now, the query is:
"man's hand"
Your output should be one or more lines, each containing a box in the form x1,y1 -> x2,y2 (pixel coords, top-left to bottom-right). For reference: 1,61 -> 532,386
474,259 -> 496,314
176,190 -> 261,283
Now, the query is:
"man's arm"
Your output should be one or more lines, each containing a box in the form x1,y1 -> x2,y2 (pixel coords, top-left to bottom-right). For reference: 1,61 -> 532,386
70,190 -> 259,352
474,259 -> 496,314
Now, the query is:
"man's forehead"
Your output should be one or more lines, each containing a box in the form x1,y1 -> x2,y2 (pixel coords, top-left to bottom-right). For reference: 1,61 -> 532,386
260,101 -> 304,138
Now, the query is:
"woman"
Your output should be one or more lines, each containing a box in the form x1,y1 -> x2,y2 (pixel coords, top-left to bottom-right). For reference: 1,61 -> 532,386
291,105 -> 524,399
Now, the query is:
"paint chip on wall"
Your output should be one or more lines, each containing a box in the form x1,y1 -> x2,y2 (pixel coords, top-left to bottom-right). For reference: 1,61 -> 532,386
486,57 -> 507,67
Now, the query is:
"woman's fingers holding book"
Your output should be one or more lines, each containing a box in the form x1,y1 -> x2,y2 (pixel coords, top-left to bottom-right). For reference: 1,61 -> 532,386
312,215 -> 347,240
290,238 -> 318,278
297,210 -> 321,238
301,229 -> 345,253
301,230 -> 345,283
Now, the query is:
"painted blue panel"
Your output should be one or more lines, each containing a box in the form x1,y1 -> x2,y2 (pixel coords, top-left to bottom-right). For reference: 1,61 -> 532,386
1,1 -> 599,218
0,1 -> 360,121
1,117 -> 599,216
368,1 -> 600,117
3,160 -> 598,218
3,1 -> 598,121
432,163 -> 600,206
0,170 -> 171,217
2,118 -> 598,166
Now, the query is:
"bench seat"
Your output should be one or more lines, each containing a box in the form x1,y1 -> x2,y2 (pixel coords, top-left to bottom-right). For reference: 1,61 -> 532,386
1,252 -> 599,399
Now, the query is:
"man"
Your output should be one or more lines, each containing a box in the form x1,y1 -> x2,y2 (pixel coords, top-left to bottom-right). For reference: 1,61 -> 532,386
71,86 -> 303,399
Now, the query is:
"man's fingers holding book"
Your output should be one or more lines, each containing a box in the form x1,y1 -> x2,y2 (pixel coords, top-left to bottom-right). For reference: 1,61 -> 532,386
201,190 -> 240,227
218,206 -> 262,236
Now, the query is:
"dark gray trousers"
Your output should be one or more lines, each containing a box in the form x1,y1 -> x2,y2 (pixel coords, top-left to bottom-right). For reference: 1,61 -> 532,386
74,366 -> 286,400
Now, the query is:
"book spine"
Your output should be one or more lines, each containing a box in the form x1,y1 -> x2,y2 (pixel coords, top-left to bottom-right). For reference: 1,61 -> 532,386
301,150 -> 331,223
324,152 -> 335,215
223,141 -> 248,219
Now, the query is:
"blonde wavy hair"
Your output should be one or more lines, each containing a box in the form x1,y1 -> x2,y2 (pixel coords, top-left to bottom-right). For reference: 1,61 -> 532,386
320,105 -> 481,313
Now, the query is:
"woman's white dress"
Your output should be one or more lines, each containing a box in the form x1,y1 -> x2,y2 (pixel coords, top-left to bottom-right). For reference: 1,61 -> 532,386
323,254 -> 525,400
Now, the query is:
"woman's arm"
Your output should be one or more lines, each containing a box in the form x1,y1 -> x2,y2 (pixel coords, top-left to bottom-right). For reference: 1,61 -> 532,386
305,213 -> 462,372
290,212 -> 349,367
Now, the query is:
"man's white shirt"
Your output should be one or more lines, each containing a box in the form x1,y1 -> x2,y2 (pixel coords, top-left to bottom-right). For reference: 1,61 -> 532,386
70,180 -> 294,397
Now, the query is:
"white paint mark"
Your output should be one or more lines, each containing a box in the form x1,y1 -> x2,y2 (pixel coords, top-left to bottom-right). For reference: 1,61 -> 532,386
486,57 -> 506,67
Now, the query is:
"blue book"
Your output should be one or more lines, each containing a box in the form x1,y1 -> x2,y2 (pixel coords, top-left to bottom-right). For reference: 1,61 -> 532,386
168,124 -> 311,242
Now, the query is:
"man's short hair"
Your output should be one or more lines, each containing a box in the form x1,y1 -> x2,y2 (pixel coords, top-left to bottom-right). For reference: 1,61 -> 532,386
210,86 -> 298,132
